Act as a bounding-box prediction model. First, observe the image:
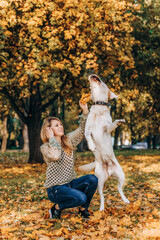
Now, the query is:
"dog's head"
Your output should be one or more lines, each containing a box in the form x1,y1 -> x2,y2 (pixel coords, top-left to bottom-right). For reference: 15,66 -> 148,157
88,74 -> 118,102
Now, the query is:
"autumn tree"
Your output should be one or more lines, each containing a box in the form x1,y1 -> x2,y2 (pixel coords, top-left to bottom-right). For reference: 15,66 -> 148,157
0,109 -> 8,153
0,0 -> 136,163
110,0 -> 160,147
131,0 -> 160,147
113,89 -> 156,146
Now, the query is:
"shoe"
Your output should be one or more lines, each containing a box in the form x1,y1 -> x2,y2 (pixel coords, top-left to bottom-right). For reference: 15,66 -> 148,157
79,208 -> 90,219
49,204 -> 61,219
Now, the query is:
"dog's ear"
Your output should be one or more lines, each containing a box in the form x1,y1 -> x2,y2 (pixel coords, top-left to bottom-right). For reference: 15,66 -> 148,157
108,89 -> 118,100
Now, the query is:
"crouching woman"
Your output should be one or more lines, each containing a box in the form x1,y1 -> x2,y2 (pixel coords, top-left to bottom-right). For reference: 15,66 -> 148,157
40,101 -> 98,219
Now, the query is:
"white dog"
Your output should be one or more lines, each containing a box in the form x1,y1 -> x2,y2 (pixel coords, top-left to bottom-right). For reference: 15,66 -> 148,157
78,74 -> 130,211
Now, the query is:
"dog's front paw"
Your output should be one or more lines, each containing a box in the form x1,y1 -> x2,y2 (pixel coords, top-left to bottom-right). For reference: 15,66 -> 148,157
119,119 -> 126,123
116,119 -> 126,126
88,142 -> 96,152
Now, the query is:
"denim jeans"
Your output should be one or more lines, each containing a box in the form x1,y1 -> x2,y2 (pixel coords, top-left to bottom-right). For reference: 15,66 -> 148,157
47,174 -> 98,210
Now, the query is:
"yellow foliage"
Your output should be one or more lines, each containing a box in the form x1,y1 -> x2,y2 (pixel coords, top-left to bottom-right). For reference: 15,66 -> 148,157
0,0 -> 137,99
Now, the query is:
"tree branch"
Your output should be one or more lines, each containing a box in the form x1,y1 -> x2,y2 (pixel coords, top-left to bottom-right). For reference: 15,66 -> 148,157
39,76 -> 68,112
20,97 -> 29,115
1,87 -> 28,124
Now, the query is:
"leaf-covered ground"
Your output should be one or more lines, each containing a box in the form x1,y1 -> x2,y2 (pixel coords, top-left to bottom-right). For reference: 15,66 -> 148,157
0,151 -> 160,240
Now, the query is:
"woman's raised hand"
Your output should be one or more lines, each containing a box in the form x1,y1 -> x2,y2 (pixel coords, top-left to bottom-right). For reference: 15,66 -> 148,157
79,101 -> 89,115
45,127 -> 54,139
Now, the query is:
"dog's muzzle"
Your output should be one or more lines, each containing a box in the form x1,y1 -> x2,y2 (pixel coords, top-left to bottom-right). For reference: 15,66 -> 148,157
89,74 -> 101,82
93,101 -> 111,107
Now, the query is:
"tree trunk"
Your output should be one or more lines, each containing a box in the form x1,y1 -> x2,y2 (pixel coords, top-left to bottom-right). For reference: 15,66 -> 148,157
152,135 -> 157,149
1,115 -> 8,153
60,97 -> 65,120
147,135 -> 152,149
114,127 -> 119,149
22,124 -> 29,152
130,111 -> 136,145
26,85 -> 43,163
27,111 -> 43,163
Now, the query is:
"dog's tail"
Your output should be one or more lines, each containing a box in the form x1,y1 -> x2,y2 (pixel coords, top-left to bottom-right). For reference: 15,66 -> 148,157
77,162 -> 95,172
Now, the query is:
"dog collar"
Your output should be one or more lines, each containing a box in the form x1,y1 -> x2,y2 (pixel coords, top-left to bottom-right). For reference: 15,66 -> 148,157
93,101 -> 111,106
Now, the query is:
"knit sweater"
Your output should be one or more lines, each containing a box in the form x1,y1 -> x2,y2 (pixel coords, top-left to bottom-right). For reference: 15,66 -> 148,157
40,114 -> 88,188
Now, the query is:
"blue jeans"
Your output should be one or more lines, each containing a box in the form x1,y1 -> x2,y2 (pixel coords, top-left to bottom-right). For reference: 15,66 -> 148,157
47,174 -> 98,210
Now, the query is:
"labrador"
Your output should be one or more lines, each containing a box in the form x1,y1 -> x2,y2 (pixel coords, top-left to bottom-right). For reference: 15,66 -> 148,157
78,74 -> 130,211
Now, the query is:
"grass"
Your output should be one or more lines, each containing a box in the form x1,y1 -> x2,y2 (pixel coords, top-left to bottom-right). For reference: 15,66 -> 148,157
77,149 -> 160,157
0,149 -> 159,164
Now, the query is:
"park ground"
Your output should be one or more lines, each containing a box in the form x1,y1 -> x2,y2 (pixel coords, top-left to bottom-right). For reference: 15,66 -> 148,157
0,150 -> 160,240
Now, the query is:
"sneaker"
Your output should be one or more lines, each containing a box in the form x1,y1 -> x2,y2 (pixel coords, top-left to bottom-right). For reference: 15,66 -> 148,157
79,208 -> 90,219
49,204 -> 61,219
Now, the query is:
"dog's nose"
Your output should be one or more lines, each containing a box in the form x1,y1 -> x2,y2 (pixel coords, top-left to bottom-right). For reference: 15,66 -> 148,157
89,74 -> 101,82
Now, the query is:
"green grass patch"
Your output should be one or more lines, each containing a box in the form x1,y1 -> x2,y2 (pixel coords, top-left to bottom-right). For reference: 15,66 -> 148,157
76,149 -> 160,157
0,150 -> 29,164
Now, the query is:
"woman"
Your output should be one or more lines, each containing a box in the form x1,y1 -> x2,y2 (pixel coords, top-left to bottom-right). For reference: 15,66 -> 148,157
40,101 -> 98,219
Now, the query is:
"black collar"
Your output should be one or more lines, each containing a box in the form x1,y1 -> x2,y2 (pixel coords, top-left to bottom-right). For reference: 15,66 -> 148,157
93,101 -> 111,107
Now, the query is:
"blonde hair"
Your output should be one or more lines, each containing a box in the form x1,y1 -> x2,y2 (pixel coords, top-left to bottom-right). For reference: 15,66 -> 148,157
41,117 -> 72,155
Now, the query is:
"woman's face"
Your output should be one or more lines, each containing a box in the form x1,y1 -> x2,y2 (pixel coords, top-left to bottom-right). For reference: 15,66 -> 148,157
50,119 -> 64,137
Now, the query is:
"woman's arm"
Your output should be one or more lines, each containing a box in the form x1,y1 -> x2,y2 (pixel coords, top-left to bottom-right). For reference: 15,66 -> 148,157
40,137 -> 61,162
67,102 -> 89,149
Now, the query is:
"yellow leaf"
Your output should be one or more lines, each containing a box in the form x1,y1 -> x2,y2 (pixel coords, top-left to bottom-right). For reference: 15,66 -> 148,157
90,210 -> 103,221
3,227 -> 18,233
70,216 -> 82,223
4,30 -> 12,37
120,216 -> 132,226
147,193 -> 155,199
63,227 -> 70,235
55,227 -> 63,236
54,62 -> 65,70
26,196 -> 32,201
64,30 -> 72,40
40,223 -> 53,229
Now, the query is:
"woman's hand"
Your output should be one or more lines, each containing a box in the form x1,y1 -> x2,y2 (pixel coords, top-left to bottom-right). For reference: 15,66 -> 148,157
79,101 -> 89,115
45,127 -> 54,139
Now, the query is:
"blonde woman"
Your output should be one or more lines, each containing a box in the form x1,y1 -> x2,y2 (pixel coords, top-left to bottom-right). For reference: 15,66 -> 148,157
40,101 -> 98,219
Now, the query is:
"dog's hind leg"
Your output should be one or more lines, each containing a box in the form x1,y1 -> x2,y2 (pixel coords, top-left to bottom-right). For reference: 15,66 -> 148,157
95,162 -> 109,211
113,167 -> 130,203
98,178 -> 105,211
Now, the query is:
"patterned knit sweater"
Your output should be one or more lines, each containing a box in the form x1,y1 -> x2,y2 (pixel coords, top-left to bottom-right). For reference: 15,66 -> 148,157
40,114 -> 88,188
